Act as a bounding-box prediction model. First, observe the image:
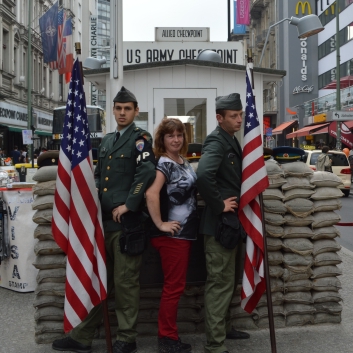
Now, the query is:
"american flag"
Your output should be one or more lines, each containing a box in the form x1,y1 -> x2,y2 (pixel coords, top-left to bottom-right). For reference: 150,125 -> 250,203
239,63 -> 269,313
57,9 -> 66,70
52,58 -> 107,332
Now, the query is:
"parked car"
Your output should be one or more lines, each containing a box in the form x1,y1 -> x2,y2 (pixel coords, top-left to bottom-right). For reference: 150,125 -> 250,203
302,149 -> 351,197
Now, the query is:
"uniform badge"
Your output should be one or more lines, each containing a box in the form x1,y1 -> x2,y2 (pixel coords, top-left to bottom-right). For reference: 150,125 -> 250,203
136,139 -> 145,152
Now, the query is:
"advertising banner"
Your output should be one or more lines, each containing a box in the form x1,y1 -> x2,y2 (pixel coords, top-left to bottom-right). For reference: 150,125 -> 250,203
236,0 -> 250,25
0,189 -> 38,292
233,1 -> 246,34
329,121 -> 353,149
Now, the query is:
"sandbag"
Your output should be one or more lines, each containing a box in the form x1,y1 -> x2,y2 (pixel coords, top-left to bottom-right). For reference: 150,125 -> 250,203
283,292 -> 313,305
263,188 -> 284,201
32,209 -> 53,224
36,268 -> 66,284
312,239 -> 341,256
311,265 -> 342,279
33,295 -> 65,308
284,303 -> 315,315
35,282 -> 65,297
270,278 -> 284,292
34,224 -> 54,241
32,166 -> 58,182
312,291 -> 342,303
34,307 -> 64,321
284,214 -> 314,227
282,226 -> 314,239
283,188 -> 316,201
312,277 -> 342,291
282,238 -> 313,256
313,312 -> 341,324
283,253 -> 313,267
35,321 -> 64,334
257,292 -> 284,307
313,199 -> 342,212
282,177 -> 315,191
257,315 -> 286,329
311,187 -> 344,200
34,240 -> 64,256
314,252 -> 342,266
265,160 -> 284,177
266,238 -> 282,251
312,226 -> 340,240
257,305 -> 284,319
268,176 -> 287,189
285,199 -> 314,218
264,212 -> 285,226
314,302 -> 342,315
310,171 -> 344,187
263,200 -> 287,214
265,224 -> 284,238
282,268 -> 312,282
32,180 -> 57,195
284,279 -> 312,292
35,333 -> 65,344
281,162 -> 314,177
268,251 -> 284,265
311,211 -> 341,228
32,194 -> 55,210
269,265 -> 285,278
286,314 -> 313,326
32,254 -> 67,270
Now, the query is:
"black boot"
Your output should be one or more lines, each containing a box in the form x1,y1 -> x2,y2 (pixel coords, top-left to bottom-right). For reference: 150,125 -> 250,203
158,337 -> 192,353
52,336 -> 92,353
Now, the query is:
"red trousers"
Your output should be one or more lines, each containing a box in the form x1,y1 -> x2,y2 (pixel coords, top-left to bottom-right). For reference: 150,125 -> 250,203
150,236 -> 192,340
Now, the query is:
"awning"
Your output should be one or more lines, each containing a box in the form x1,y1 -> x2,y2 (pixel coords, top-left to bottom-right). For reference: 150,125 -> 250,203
286,123 -> 329,139
7,125 -> 26,133
310,125 -> 329,135
35,130 -> 52,136
343,121 -> 353,130
272,120 -> 297,135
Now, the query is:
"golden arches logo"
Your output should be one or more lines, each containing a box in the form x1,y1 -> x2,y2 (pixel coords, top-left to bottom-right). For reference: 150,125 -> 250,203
295,1 -> 312,15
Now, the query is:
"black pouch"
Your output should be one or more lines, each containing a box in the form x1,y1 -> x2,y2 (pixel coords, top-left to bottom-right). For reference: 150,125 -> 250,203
216,212 -> 246,249
119,211 -> 148,256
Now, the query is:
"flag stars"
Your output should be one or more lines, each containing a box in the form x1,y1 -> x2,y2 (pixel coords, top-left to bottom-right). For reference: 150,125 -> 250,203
79,139 -> 84,147
246,122 -> 251,128
74,90 -> 78,96
76,114 -> 81,121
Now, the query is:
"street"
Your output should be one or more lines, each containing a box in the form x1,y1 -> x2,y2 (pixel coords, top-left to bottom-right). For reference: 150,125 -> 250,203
335,192 -> 353,251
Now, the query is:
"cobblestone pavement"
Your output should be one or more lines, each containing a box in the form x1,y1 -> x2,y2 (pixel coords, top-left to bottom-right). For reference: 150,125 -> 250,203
0,247 -> 352,353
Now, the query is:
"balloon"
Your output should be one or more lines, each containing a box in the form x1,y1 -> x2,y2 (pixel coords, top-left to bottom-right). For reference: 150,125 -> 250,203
343,148 -> 349,157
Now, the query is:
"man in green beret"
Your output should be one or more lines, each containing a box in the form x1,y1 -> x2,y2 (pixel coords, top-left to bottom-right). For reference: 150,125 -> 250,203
52,86 -> 156,353
197,93 -> 250,353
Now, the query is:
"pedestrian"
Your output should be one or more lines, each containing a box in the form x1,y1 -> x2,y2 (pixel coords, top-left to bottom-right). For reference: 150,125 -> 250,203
196,93 -> 250,353
52,86 -> 156,353
146,118 -> 198,353
11,145 -> 21,164
316,145 -> 332,172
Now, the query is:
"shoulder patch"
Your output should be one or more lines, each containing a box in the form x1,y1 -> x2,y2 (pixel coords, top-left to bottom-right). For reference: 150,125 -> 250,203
136,139 -> 145,152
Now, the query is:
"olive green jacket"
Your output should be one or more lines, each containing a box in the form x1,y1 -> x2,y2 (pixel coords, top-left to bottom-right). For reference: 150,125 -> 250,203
94,123 -> 156,231
196,126 -> 242,236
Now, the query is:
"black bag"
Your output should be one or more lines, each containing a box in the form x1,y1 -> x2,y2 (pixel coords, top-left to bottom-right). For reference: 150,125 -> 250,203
216,212 -> 246,249
119,211 -> 148,256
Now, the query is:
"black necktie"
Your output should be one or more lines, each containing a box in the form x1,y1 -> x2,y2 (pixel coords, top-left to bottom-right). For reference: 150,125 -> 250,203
114,131 -> 120,144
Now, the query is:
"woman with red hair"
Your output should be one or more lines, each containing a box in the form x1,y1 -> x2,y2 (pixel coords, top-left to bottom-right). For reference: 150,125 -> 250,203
146,118 -> 198,353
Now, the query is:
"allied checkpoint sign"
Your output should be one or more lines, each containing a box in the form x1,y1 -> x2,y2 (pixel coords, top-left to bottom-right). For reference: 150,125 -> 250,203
0,189 -> 38,292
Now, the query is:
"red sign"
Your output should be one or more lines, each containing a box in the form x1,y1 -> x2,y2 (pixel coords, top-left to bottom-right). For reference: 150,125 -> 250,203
329,121 -> 353,149
263,116 -> 271,129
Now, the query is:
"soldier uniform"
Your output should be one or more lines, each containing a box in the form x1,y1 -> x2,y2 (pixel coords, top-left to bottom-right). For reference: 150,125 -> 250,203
52,87 -> 156,353
197,93 -> 248,353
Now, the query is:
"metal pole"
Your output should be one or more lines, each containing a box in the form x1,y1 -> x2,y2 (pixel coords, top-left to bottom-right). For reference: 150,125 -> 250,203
228,0 -> 231,41
27,0 -> 33,148
248,49 -> 277,353
335,0 -> 341,150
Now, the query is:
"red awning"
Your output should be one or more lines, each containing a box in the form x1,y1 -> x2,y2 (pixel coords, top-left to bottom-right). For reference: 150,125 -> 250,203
272,120 -> 297,135
310,125 -> 329,135
343,121 -> 353,130
286,123 -> 329,139
323,75 -> 353,89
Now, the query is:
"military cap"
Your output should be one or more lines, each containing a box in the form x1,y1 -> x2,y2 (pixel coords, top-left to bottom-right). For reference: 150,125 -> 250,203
113,86 -> 137,103
216,93 -> 242,111
186,143 -> 202,161
37,150 -> 59,169
263,147 -> 273,161
272,146 -> 305,164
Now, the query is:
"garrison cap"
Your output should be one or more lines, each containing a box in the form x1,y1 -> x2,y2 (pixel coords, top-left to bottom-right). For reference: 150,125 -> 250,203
272,146 -> 305,164
263,147 -> 273,161
113,86 -> 137,104
216,93 -> 242,111
37,150 -> 59,169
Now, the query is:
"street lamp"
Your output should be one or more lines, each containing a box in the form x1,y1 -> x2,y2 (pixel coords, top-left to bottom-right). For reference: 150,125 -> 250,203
259,14 -> 324,67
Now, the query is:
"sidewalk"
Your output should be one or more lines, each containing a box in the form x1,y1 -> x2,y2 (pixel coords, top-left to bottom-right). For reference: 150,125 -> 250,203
1,247 -> 352,353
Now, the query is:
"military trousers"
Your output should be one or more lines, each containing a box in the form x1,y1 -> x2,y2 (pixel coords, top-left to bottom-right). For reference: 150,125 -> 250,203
70,230 -> 143,346
203,234 -> 243,353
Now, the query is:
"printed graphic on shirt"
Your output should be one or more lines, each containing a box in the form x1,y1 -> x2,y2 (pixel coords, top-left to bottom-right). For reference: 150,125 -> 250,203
157,156 -> 198,240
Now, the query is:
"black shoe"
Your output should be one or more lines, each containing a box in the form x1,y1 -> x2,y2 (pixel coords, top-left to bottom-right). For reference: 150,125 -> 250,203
112,340 -> 137,353
52,336 -> 92,353
226,327 -> 250,340
158,337 -> 192,353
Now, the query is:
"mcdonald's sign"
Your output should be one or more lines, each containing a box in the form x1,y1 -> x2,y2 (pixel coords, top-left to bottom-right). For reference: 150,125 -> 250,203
295,1 -> 312,15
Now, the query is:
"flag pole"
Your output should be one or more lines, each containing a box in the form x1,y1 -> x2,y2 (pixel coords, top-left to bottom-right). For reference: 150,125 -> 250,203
74,43 -> 113,353
247,48 -> 277,353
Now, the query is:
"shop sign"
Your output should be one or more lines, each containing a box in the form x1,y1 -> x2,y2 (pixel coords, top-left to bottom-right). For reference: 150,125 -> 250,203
292,85 -> 314,94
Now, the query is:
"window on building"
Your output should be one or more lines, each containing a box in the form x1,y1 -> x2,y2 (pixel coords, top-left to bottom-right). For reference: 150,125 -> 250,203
2,29 -> 9,72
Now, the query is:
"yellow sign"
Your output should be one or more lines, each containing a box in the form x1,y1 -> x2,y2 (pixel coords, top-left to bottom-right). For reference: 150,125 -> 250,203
305,135 -> 314,140
313,113 -> 327,123
325,5 -> 335,15
302,145 -> 316,150
295,1 -> 312,15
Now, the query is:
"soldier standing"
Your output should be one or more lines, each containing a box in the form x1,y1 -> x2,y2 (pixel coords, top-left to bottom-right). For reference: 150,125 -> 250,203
52,86 -> 156,353
197,93 -> 250,353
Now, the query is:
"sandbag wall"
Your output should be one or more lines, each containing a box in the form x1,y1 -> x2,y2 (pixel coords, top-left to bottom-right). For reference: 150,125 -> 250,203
31,166 -> 66,344
262,160 -> 343,328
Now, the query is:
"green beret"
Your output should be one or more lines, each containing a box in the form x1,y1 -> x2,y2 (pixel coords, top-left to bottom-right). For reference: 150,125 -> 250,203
113,86 -> 137,104
216,93 -> 242,111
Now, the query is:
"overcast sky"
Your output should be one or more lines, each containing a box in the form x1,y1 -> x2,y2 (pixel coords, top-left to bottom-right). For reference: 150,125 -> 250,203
123,0 -> 233,42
